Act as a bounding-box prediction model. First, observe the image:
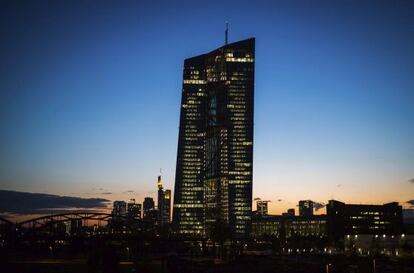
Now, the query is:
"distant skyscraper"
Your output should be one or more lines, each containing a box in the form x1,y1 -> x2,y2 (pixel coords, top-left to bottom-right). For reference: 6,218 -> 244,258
112,201 -> 127,217
299,200 -> 314,217
173,37 -> 255,238
127,199 -> 142,219
143,197 -> 155,219
157,175 -> 171,226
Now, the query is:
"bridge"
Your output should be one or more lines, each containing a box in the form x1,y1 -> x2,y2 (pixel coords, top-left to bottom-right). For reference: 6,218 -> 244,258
0,212 -> 151,236
0,216 -> 14,233
18,212 -> 114,230
0,216 -> 13,226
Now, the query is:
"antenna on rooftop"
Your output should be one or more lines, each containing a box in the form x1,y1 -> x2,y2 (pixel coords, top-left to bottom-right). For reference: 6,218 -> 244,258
158,168 -> 163,190
225,21 -> 229,45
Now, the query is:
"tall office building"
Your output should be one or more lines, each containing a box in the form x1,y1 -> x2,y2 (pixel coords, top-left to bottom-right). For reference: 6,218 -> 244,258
127,199 -> 142,220
173,37 -> 255,238
112,201 -> 127,217
157,175 -> 171,226
143,197 -> 155,219
111,200 -> 127,229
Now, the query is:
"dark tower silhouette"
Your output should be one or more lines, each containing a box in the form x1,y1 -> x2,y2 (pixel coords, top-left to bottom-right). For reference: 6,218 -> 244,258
157,175 -> 171,226
299,200 -> 314,217
173,37 -> 255,238
143,197 -> 155,219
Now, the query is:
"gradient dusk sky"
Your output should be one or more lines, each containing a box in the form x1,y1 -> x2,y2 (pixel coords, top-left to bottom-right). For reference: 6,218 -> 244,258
1,0 -> 413,215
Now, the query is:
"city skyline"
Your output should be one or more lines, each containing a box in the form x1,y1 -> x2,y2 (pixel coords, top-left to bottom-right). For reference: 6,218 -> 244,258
1,1 -> 414,219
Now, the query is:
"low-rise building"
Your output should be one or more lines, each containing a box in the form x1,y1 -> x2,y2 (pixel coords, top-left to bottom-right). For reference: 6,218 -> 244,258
327,200 -> 403,243
252,214 -> 327,239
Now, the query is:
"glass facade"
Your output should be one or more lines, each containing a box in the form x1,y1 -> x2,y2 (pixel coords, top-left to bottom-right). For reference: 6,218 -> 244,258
112,201 -> 127,217
157,176 -> 171,226
127,200 -> 142,220
327,200 -> 403,242
173,38 -> 255,238
252,215 -> 327,239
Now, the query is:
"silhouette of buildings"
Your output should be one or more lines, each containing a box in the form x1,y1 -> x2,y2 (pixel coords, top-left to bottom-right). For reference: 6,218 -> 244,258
251,199 -> 404,250
299,200 -> 314,217
173,37 -> 255,238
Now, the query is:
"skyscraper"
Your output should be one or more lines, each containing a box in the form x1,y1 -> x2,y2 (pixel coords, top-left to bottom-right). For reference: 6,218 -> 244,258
143,197 -> 155,219
127,199 -> 142,220
157,175 -> 171,226
173,37 -> 255,238
111,200 -> 127,229
112,201 -> 127,217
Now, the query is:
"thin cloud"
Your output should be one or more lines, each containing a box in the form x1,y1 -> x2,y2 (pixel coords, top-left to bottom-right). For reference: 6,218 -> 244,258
313,201 -> 325,211
0,190 -> 110,215
101,192 -> 112,195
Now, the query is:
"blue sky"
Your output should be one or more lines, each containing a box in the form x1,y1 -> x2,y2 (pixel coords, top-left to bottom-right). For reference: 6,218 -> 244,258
1,0 -> 413,214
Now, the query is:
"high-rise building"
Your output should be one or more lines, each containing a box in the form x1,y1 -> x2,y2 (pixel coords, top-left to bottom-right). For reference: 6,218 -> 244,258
173,37 -> 255,238
112,201 -> 127,217
111,201 -> 127,229
157,175 -> 171,226
127,199 -> 142,220
299,200 -> 314,217
143,197 -> 155,220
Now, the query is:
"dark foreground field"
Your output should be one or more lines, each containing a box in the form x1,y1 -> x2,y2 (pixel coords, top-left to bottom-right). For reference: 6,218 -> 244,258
3,255 -> 414,273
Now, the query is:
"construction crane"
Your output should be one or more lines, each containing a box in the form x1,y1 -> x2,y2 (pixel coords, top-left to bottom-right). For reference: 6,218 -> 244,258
255,198 -> 271,215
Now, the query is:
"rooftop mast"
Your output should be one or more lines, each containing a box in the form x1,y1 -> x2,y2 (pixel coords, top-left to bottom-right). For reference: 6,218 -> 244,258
225,21 -> 228,45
